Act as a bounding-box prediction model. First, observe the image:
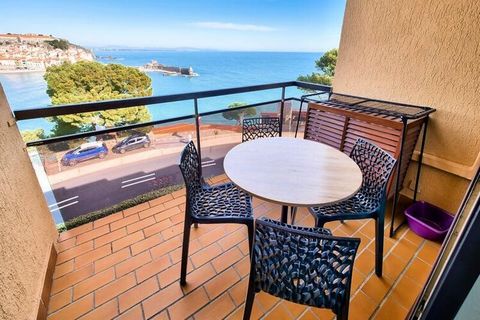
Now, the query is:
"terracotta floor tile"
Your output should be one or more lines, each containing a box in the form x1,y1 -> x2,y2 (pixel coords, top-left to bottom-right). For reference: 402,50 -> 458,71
76,225 -> 110,245
157,259 -> 195,288
112,230 -> 144,252
310,307 -> 335,320
127,216 -> 156,234
389,274 -> 423,309
154,206 -> 182,223
53,260 -> 74,279
281,300 -> 308,318
94,247 -> 131,273
383,252 -> 409,281
218,231 -> 247,252
75,244 -> 111,269
191,243 -> 223,269
228,277 -> 248,306
149,193 -> 173,207
118,277 -> 159,312
116,304 -> 144,320
349,290 -> 377,320
73,267 -> 115,300
49,182 -> 430,320
197,226 -> 226,247
57,237 -> 77,253
115,250 -> 152,278
417,241 -> 440,265
404,258 -> 432,284
233,256 -> 250,278
143,219 -> 172,238
161,222 -> 185,241
51,264 -> 94,295
47,293 -> 93,320
93,211 -> 124,229
143,282 -> 184,319
136,254 -> 171,283
360,275 -> 394,304
78,298 -> 118,320
204,268 -> 241,299
48,288 -> 72,314
150,235 -> 182,259
123,202 -> 150,217
111,214 -> 140,231
211,246 -> 244,273
373,297 -> 408,320
56,241 -> 94,265
298,309 -> 318,320
181,262 -> 217,294
194,292 -> 236,320
163,196 -> 186,210
131,234 -> 163,256
168,287 -> 209,320
354,248 -> 375,275
95,272 -> 136,306
264,302 -> 293,320
94,227 -> 127,249
58,222 -> 93,242
256,292 -> 280,313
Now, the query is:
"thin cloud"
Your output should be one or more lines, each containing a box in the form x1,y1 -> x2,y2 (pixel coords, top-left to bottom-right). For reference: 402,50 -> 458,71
192,21 -> 276,32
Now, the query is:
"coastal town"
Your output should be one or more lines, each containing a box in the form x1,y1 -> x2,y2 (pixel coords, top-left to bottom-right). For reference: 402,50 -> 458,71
0,33 -> 94,72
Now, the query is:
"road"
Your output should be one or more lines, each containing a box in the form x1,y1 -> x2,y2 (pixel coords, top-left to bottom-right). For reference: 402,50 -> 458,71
51,143 -> 235,221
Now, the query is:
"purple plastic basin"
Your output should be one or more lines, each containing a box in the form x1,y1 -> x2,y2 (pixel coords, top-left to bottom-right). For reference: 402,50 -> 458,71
404,201 -> 454,241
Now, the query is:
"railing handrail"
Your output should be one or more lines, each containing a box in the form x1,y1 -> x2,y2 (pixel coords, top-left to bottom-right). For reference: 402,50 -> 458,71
14,81 -> 331,120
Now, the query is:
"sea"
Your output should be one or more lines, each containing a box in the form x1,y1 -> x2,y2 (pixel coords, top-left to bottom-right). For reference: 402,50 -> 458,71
0,50 -> 320,133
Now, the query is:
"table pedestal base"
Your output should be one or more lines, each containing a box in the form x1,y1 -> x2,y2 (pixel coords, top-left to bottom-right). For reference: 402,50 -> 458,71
281,205 -> 289,224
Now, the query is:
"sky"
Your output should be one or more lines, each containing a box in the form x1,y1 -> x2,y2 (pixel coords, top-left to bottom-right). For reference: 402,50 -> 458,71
0,0 -> 346,52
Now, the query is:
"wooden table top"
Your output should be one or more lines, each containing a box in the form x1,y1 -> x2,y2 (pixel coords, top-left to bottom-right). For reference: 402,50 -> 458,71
224,137 -> 363,207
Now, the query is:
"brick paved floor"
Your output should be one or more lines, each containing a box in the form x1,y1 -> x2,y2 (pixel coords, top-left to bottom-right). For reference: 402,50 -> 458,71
47,174 -> 441,320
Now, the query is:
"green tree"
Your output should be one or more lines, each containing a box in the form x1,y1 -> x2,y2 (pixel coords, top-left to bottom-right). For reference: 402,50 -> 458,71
21,129 -> 46,143
44,61 -> 152,136
297,48 -> 338,86
222,102 -> 256,124
46,39 -> 70,50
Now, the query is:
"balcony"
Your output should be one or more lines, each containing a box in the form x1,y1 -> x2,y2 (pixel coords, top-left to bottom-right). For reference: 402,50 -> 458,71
47,176 -> 440,320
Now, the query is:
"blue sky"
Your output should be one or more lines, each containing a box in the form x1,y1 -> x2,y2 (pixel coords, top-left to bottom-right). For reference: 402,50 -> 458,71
1,0 -> 346,52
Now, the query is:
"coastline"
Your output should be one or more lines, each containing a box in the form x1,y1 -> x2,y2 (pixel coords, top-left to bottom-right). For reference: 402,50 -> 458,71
0,69 -> 45,74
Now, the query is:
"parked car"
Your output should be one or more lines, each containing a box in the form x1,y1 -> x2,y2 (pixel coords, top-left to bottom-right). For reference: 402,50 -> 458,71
112,133 -> 151,154
61,142 -> 108,166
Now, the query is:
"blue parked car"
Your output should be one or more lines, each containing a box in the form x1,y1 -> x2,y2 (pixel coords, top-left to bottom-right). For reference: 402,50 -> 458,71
61,142 -> 108,166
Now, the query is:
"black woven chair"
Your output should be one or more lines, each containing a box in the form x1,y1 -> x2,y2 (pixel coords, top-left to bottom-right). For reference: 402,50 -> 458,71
242,117 -> 280,142
243,218 -> 360,320
179,141 -> 254,285
309,138 -> 397,277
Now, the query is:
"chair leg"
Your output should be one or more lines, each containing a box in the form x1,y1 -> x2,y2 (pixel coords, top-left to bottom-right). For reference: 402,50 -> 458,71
290,207 -> 297,225
243,260 -> 256,320
180,217 -> 192,285
247,221 -> 254,258
375,217 -> 385,277
337,301 -> 349,320
194,223 -> 198,228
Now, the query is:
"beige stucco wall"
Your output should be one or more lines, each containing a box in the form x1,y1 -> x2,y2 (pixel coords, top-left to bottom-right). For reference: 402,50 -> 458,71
0,84 -> 58,320
334,0 -> 480,213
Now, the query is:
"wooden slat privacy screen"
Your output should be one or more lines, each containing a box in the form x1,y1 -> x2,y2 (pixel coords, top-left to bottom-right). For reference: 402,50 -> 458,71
305,100 -> 425,197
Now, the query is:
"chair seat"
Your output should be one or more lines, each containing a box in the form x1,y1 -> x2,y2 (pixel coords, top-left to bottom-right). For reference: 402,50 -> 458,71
191,182 -> 253,220
310,192 -> 380,221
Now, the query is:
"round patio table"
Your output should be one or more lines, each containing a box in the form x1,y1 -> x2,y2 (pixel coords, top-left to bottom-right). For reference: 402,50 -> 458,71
223,137 -> 363,223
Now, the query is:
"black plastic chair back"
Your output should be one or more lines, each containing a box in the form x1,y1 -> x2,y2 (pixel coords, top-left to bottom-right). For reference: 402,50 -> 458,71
351,138 -> 396,202
179,141 -> 202,199
242,117 -> 280,142
252,218 -> 360,316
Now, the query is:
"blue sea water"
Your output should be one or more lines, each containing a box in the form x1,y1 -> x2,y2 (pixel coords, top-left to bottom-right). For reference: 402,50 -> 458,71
0,50 -> 320,133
